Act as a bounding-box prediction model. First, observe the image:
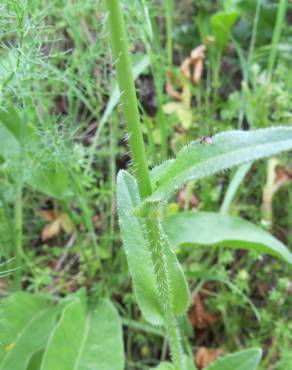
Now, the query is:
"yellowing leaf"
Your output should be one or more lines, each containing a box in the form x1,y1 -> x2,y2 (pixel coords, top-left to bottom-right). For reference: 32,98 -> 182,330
59,213 -> 73,234
40,210 -> 73,241
42,219 -> 61,241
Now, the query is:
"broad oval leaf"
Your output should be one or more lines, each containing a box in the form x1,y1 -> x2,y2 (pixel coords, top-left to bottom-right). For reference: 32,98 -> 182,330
205,348 -> 262,370
164,211 -> 292,264
41,298 -> 124,370
117,170 -> 189,325
149,127 -> 292,203
0,292 -> 57,370
211,11 -> 239,50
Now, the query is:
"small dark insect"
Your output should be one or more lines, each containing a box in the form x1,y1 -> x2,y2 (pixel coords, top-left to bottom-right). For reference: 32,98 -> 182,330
199,135 -> 213,144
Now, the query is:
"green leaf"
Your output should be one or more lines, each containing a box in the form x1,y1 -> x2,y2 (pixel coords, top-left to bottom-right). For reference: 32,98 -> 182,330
116,170 -> 164,325
117,170 -> 189,324
0,107 -> 70,199
205,348 -> 262,370
30,164 -> 70,200
164,211 -> 292,264
41,298 -> 124,370
211,11 -> 239,50
0,293 -> 57,370
149,127 -> 292,203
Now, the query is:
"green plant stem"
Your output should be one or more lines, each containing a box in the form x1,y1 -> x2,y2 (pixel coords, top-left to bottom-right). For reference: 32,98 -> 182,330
106,2 -> 185,367
14,186 -> 23,290
268,0 -> 288,78
166,0 -> 174,65
105,0 -> 152,198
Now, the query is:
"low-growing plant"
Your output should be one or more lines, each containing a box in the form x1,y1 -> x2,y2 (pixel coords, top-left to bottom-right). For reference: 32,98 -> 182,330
0,290 -> 124,370
106,0 -> 292,369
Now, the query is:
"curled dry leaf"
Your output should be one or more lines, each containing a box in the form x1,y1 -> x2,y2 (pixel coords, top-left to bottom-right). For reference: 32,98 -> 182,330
166,71 -> 183,101
181,45 -> 206,85
195,347 -> 224,369
188,294 -> 217,330
40,210 -> 73,241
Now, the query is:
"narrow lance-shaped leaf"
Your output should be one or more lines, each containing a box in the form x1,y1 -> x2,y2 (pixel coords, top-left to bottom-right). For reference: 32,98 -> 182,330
117,170 -> 189,325
164,212 -> 292,264
149,127 -> 292,203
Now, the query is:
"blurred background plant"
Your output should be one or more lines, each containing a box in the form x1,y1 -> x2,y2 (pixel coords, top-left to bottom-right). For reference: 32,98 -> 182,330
0,0 -> 291,369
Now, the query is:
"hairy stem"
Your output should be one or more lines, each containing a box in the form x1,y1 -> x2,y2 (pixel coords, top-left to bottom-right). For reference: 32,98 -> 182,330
144,206 -> 185,369
105,0 -> 152,198
106,1 -> 186,367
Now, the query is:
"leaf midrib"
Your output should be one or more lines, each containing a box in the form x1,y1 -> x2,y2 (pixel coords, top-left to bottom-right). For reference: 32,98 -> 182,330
73,314 -> 91,370
0,308 -> 52,369
155,138 -> 292,197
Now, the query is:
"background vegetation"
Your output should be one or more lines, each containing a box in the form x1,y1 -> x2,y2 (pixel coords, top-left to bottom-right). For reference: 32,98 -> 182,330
0,0 -> 291,369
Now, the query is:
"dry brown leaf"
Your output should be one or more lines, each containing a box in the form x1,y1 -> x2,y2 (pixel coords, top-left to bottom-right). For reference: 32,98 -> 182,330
190,45 -> 206,61
193,58 -> 204,84
195,347 -> 224,369
39,210 -> 56,222
166,71 -> 183,100
188,294 -> 217,330
181,57 -> 192,80
40,210 -> 73,241
42,219 -> 61,241
180,45 -> 206,85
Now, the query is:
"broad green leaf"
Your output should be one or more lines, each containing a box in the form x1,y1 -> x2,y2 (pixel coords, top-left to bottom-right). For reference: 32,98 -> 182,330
117,170 -> 189,325
0,309 -> 56,370
41,298 -> 124,370
149,127 -> 292,203
205,348 -> 262,370
30,164 -> 70,200
0,293 -> 56,370
27,351 -> 44,370
211,11 -> 239,50
164,211 -> 292,264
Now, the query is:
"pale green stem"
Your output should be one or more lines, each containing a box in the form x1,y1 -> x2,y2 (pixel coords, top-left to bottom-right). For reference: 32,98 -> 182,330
14,186 -> 23,290
268,0 -> 288,78
106,1 -> 185,366
166,0 -> 174,66
105,0 -> 152,198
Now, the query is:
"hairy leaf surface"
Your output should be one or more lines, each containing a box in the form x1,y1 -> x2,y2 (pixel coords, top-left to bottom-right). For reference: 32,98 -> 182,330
149,127 -> 292,203
117,170 -> 189,324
